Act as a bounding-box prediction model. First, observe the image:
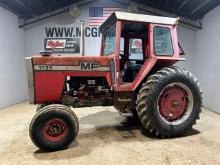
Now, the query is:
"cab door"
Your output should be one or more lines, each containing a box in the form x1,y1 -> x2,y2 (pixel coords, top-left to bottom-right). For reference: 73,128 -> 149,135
110,21 -> 122,90
100,21 -> 120,89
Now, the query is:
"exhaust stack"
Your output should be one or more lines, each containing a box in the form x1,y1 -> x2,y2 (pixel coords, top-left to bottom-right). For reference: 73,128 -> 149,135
80,21 -> 85,56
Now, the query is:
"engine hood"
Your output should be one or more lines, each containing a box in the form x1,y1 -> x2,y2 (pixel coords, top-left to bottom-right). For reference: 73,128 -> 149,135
25,55 -> 112,104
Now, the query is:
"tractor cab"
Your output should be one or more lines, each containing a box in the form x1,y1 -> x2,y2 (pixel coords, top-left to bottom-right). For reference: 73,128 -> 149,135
100,12 -> 184,91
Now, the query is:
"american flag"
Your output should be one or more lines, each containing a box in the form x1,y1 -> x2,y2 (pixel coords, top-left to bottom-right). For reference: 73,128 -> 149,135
89,7 -> 120,26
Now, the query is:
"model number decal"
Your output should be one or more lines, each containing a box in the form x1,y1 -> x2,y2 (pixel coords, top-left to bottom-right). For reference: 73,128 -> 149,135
38,65 -> 53,70
34,63 -> 109,71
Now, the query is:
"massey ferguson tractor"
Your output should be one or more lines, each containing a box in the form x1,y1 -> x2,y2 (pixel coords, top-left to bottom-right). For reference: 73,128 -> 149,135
26,12 -> 202,151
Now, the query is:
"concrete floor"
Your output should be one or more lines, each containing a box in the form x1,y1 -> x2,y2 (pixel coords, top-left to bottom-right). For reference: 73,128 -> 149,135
0,102 -> 220,165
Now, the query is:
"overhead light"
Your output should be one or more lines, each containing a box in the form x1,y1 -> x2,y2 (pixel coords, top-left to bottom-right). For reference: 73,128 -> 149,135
69,5 -> 81,18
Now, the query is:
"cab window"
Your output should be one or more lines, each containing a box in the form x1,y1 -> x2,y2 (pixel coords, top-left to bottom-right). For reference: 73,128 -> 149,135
154,27 -> 173,56
120,37 -> 125,54
129,38 -> 143,60
102,25 -> 116,56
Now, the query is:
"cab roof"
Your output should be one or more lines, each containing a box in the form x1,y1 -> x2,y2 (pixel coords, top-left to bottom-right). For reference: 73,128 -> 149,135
100,11 -> 179,32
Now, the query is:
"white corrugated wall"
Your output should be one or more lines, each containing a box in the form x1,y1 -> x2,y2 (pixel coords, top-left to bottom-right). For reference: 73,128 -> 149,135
0,6 -> 27,109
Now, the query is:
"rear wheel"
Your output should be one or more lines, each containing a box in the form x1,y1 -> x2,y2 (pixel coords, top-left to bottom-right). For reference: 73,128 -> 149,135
29,104 -> 79,151
136,66 -> 202,137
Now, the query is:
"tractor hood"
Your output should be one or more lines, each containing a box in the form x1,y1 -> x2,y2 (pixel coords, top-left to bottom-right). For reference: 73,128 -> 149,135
25,55 -> 112,104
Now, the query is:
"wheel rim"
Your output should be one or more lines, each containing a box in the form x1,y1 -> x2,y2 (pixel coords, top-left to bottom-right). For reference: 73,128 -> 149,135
157,82 -> 193,125
43,118 -> 68,142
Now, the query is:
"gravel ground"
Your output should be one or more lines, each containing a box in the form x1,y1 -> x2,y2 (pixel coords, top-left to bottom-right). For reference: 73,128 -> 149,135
0,101 -> 220,165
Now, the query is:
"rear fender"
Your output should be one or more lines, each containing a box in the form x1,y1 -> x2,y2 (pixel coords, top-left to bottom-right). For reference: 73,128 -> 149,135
131,57 -> 157,90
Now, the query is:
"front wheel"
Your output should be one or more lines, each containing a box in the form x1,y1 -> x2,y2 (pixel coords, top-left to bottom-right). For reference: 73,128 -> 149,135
29,104 -> 79,151
136,66 -> 202,137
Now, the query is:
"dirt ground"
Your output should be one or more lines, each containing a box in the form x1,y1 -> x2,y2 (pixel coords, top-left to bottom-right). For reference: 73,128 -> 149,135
0,102 -> 220,165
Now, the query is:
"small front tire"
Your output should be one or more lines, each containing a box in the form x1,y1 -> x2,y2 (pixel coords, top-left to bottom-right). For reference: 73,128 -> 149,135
29,104 -> 79,151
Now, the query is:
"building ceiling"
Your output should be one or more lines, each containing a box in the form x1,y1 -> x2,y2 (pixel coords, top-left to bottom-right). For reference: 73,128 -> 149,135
135,0 -> 219,20
0,0 -> 219,26
0,0 -> 81,20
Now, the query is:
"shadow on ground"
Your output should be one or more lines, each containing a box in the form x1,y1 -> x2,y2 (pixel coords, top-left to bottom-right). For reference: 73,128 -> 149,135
34,110 -> 200,160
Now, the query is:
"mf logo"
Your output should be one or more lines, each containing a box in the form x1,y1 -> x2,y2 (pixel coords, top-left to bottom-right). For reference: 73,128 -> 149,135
80,62 -> 99,70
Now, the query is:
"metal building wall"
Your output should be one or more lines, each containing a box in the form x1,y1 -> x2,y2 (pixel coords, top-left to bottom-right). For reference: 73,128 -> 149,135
0,6 -> 27,109
195,5 -> 220,113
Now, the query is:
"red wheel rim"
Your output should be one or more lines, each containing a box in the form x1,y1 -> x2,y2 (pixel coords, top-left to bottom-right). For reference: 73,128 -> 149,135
159,86 -> 187,122
43,118 -> 68,142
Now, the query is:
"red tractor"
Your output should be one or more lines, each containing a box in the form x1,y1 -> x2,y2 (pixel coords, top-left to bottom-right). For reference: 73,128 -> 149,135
26,12 -> 202,151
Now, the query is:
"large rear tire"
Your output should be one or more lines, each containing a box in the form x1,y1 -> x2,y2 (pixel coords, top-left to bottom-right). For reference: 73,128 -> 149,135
29,104 -> 79,151
136,66 -> 202,137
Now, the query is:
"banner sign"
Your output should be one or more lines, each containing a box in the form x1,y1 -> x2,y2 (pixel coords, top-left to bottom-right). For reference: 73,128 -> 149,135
45,27 -> 101,38
44,27 -> 102,54
44,38 -> 80,53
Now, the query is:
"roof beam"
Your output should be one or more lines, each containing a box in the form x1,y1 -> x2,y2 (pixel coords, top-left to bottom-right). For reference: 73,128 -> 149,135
0,1 -> 20,16
19,0 -> 97,28
189,0 -> 211,15
177,0 -> 190,10
163,0 -> 169,7
15,0 -> 38,15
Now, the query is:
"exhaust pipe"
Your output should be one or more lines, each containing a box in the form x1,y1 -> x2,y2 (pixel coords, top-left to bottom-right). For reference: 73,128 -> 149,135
80,21 -> 85,56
